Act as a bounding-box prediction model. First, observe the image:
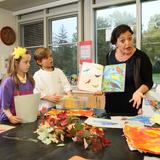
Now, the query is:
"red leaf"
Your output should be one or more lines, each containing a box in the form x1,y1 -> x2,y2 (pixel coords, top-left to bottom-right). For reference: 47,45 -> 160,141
61,119 -> 68,126
57,112 -> 67,119
41,106 -> 47,114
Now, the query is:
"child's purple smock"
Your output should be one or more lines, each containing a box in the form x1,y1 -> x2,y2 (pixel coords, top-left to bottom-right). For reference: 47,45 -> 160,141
0,77 -> 34,122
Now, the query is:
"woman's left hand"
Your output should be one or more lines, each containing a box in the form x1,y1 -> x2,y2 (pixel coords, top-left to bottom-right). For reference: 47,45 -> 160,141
129,91 -> 144,109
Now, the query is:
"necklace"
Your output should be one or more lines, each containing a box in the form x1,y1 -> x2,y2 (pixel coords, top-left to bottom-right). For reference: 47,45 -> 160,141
17,74 -> 27,83
116,48 -> 135,62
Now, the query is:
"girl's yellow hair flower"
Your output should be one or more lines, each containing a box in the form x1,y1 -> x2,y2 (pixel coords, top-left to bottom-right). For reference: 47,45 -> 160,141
12,47 -> 27,59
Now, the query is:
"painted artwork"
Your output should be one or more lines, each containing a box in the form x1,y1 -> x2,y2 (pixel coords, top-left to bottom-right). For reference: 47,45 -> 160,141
127,115 -> 153,126
123,125 -> 160,155
85,117 -> 122,128
102,63 -> 126,92
78,62 -> 126,92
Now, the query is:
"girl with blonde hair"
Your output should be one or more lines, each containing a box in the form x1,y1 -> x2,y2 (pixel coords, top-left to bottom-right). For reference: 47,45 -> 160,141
0,47 -> 34,124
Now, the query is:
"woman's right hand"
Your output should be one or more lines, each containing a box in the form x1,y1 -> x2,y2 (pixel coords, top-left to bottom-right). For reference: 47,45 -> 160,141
129,91 -> 144,109
8,115 -> 22,124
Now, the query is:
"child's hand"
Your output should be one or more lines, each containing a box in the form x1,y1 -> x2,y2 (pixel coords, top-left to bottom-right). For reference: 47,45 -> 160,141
51,94 -> 62,103
42,94 -> 62,104
8,115 -> 22,124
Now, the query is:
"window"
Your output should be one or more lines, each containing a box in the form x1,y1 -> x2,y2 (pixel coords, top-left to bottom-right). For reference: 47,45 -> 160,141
142,0 -> 160,83
21,21 -> 44,47
49,16 -> 78,77
20,21 -> 44,74
95,3 -> 136,66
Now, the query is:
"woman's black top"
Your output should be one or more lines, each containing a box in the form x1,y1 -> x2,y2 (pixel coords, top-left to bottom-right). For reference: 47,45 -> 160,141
105,48 -> 153,116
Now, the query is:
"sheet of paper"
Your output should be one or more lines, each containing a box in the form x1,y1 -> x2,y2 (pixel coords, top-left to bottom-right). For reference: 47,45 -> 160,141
111,116 -> 132,128
14,93 -> 40,123
123,125 -> 160,155
111,115 -> 154,127
111,116 -> 132,121
144,156 -> 160,160
0,124 -> 15,133
85,117 -> 122,128
127,115 -> 153,126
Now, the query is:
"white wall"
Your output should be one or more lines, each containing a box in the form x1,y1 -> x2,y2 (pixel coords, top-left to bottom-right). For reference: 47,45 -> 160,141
0,8 -> 17,75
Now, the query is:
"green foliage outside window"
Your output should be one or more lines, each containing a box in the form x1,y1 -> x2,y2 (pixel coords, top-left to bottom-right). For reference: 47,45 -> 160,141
96,6 -> 160,83
51,23 -> 77,77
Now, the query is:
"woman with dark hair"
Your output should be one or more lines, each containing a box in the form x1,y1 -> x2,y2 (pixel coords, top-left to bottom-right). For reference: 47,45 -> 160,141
105,24 -> 153,116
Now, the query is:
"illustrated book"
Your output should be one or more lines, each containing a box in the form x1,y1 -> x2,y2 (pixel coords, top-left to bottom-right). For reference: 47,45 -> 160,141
78,62 -> 126,92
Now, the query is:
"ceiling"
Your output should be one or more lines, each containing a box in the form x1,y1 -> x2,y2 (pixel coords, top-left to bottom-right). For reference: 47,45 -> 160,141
0,0 -> 60,12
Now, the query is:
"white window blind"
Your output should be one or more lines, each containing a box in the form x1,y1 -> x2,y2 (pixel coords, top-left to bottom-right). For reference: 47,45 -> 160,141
20,21 -> 44,75
22,21 -> 44,47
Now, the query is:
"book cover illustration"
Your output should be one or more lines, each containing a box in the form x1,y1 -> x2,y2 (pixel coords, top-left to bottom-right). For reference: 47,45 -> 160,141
102,63 -> 126,92
78,62 -> 103,92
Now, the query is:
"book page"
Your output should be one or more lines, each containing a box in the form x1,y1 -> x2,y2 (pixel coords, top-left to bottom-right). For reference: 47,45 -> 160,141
78,62 -> 103,92
14,93 -> 40,123
102,63 -> 126,92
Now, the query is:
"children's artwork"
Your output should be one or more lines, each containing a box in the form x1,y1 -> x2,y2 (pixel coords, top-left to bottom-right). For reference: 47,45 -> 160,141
123,125 -> 160,155
126,115 -> 154,126
78,62 -> 126,92
85,117 -> 122,128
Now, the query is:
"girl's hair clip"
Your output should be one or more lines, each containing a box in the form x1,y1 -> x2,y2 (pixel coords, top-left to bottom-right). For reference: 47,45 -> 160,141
12,47 -> 27,59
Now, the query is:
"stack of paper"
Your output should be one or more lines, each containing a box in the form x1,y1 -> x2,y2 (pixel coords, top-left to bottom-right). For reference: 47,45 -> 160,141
15,93 -> 40,123
0,124 -> 15,133
123,125 -> 160,155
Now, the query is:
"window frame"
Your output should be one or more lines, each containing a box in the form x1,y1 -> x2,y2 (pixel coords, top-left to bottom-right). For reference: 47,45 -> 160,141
48,14 -> 78,76
93,0 -> 160,83
18,4 -> 79,76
